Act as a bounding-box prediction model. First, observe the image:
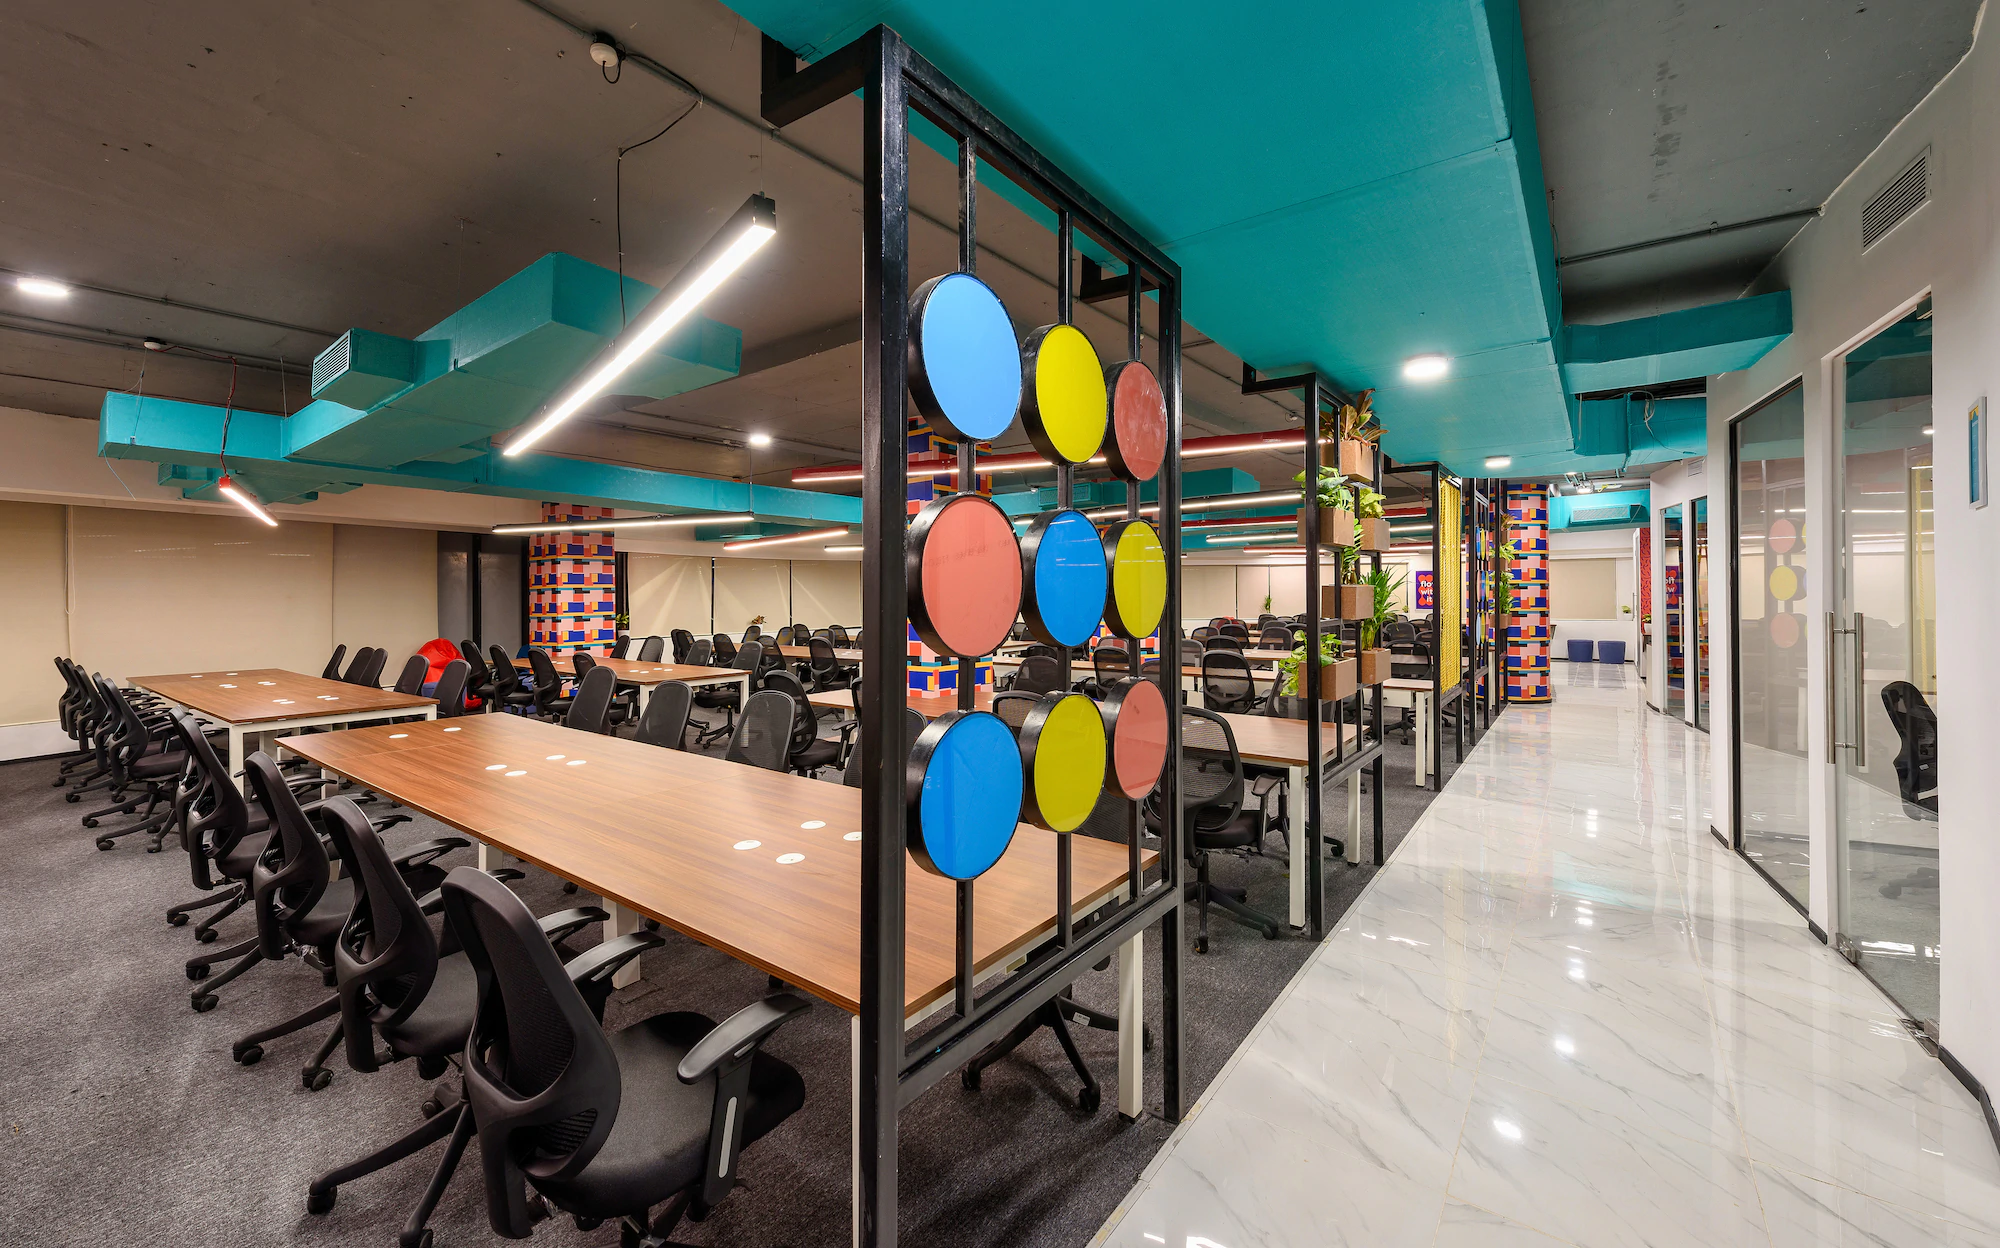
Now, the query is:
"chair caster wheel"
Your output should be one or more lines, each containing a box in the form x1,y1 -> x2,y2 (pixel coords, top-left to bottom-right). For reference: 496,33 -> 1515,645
186,962 -> 210,981
420,1097 -> 442,1119
962,1066 -> 982,1091
167,913 -> 188,926
196,927 -> 218,944
1263,924 -> 1281,940
147,843 -> 163,853
66,792 -> 80,802
95,838 -> 113,851
190,992 -> 218,1012
574,1215 -> 603,1231
306,1185 -> 335,1216
303,1066 -> 332,1091
562,881 -> 578,894
1194,934 -> 1209,954
1077,1084 -> 1101,1114
234,1044 -> 262,1066
526,1194 -> 551,1223
83,818 -> 99,829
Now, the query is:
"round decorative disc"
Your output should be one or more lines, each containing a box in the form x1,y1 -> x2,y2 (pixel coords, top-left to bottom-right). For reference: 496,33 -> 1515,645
1101,518 -> 1167,640
1018,692 -> 1107,832
1019,510 -> 1110,648
1103,360 -> 1167,482
907,493 -> 1023,657
908,272 -> 1022,443
1101,677 -> 1168,800
906,710 -> 1023,880
1020,323 -> 1108,465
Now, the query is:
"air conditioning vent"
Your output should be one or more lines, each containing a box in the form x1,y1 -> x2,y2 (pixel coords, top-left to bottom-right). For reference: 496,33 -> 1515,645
1862,151 -> 1928,250
312,331 -> 352,396
1569,504 -> 1635,525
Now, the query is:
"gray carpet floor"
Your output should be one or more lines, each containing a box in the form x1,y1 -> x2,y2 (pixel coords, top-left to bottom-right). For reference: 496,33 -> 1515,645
0,705 -> 1479,1248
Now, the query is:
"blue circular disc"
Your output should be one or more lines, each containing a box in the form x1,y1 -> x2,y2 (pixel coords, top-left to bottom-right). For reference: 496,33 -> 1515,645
907,710 -> 1023,880
908,273 -> 1022,443
1020,510 -> 1110,648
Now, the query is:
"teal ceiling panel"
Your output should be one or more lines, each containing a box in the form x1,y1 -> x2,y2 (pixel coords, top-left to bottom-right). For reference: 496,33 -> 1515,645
1561,291 -> 1792,394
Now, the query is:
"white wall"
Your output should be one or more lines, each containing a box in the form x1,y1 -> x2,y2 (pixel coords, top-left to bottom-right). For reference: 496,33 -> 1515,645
1547,528 -> 1638,660
1706,10 -> 1998,1089
1644,459 -> 1710,712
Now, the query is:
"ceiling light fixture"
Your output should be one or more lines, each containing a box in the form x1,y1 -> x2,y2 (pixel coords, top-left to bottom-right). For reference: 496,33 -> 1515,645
723,526 -> 850,552
490,512 -> 754,536
747,432 -> 774,447
1402,353 -> 1450,381
16,276 -> 71,299
1922,425 -> 1934,437
824,544 -> 862,554
1204,533 -> 1296,546
505,195 -> 777,457
216,474 -> 278,527
1484,456 -> 1512,470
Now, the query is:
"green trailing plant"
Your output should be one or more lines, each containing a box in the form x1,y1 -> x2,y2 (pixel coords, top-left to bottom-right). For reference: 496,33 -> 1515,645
614,610 -> 631,631
1293,466 -> 1354,513
1319,390 -> 1382,444
1276,632 -> 1344,697
1492,540 -> 1519,616
1358,565 -> 1409,649
1354,485 -> 1387,520
1340,542 -> 1361,584
1262,592 -> 1274,614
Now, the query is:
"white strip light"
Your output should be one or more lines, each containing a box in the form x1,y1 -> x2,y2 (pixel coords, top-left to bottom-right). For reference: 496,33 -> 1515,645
1082,489 -> 1304,520
16,276 -> 71,299
216,474 -> 278,527
504,195 -> 777,457
824,544 -> 862,554
723,526 -> 850,553
1204,533 -> 1295,546
490,512 -> 754,536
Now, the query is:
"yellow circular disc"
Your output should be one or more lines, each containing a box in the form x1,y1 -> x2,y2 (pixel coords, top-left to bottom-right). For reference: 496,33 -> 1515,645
1768,565 -> 1799,602
1107,520 -> 1167,639
1025,324 -> 1108,465
1028,694 -> 1107,832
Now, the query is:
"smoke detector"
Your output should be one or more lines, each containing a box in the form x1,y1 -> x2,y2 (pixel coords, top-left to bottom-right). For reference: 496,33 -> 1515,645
588,38 -> 621,69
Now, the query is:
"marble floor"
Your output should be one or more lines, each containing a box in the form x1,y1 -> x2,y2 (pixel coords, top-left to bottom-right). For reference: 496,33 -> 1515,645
1093,677 -> 2000,1247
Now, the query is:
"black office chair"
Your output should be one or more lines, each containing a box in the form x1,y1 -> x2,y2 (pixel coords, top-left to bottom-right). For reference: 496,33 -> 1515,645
762,671 -> 842,777
841,708 -> 928,787
638,634 -> 666,662
741,625 -> 762,644
669,630 -> 695,664
711,633 -> 738,665
1258,625 -> 1293,649
724,688 -> 794,773
305,800 -> 608,1248
392,654 -> 429,697
432,660 -> 470,719
1878,681 -> 1940,899
692,641 -> 763,747
1086,644 -> 1131,698
1178,639 -> 1205,669
443,867 -> 809,1245
1191,627 -> 1216,645
1150,708 -> 1283,952
685,637 -> 714,666
526,649 -> 575,722
1205,635 -> 1244,655
1208,618 -> 1231,630
166,710 -> 270,949
81,674 -> 188,851
488,645 -> 535,715
806,635 -> 858,693
829,624 -> 853,647
565,664 -> 619,735
321,645 -> 349,680
610,635 -> 633,660
344,647 -> 385,687
1012,655 -> 1064,696
460,642 -> 497,712
1219,622 -> 1250,641
634,681 -> 694,749
573,653 -> 636,730
1201,652 -> 1259,714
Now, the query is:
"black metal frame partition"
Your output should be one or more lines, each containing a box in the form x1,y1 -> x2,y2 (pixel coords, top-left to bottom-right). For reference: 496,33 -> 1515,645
764,28 -> 1186,1248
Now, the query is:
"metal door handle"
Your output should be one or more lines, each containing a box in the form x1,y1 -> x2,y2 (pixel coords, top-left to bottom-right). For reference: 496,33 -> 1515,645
1851,613 -> 1866,768
1825,611 -> 1840,752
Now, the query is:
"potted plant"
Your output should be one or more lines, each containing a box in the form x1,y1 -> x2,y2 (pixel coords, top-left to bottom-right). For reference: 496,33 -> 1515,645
1330,390 -> 1382,481
1293,467 -> 1355,548
1276,632 -> 1356,702
1354,485 -> 1392,550
1356,566 -> 1407,685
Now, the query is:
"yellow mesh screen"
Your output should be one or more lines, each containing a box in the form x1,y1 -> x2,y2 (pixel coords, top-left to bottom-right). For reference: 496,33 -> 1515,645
1438,478 -> 1462,685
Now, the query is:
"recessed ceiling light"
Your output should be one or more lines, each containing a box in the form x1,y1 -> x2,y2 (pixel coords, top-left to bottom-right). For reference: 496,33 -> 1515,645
824,544 -> 862,554
748,432 -> 774,447
1402,353 -> 1449,381
16,276 -> 71,298
1484,456 -> 1512,470
1922,425 -> 1934,437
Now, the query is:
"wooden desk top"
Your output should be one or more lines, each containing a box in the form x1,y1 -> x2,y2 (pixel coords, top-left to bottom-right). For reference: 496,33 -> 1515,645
128,668 -> 434,725
279,715 -> 1146,1017
806,688 -> 994,719
1216,711 -> 1364,766
1382,677 -> 1433,692
775,644 -> 865,662
513,657 -> 745,685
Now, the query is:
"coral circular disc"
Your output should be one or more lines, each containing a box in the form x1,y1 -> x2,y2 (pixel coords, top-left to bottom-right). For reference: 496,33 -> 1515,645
1019,693 -> 1108,832
1019,510 -> 1110,648
1101,677 -> 1168,800
1102,519 -> 1167,640
906,710 -> 1023,880
908,272 -> 1022,443
1021,324 -> 1108,465
1768,518 -> 1797,554
1104,360 -> 1167,482
1770,612 -> 1801,649
907,493 -> 1023,657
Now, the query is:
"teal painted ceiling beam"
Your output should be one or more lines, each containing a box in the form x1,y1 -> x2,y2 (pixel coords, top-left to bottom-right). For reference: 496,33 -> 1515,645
1561,291 -> 1791,395
98,392 -> 859,526
1500,395 -> 1707,476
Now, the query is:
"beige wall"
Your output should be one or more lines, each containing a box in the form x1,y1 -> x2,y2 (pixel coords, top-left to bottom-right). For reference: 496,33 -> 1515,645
713,559 -> 790,634
333,524 -> 438,663
0,502 -> 69,726
789,560 -> 861,628
627,554 -> 714,637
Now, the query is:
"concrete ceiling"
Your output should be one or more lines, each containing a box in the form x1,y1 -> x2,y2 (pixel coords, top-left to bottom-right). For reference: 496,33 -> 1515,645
1522,0 -> 1982,324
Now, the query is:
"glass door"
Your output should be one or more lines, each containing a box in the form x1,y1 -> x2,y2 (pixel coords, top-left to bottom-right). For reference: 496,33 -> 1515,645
1833,298 -> 1939,1024
1662,505 -> 1684,717
1731,383 -> 1810,911
1693,497 -> 1710,730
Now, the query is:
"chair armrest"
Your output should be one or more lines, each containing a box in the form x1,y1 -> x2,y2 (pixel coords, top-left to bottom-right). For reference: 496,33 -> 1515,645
566,930 -> 667,1020
536,906 -> 609,945
416,866 -> 527,914
1249,774 -> 1284,798
392,836 -> 471,872
677,991 -> 813,1083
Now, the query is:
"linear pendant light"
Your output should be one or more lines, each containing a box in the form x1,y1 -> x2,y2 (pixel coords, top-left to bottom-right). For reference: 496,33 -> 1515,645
216,474 -> 278,526
722,526 -> 849,552
489,512 -> 755,536
504,195 -> 778,457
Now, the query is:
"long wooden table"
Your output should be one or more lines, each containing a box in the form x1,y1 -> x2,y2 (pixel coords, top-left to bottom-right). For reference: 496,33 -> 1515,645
279,714 -> 1154,1232
127,668 -> 435,791
774,644 -> 866,662
513,655 -> 751,698
806,687 -> 994,719
1217,710 -> 1368,928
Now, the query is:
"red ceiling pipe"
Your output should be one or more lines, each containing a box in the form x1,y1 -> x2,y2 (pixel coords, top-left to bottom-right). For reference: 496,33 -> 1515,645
789,429 -> 1312,485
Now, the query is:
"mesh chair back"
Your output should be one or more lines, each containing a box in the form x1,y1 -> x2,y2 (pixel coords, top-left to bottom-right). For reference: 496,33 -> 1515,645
609,635 -> 632,660
712,634 -> 738,663
829,624 -> 852,647
761,671 -> 821,761
1191,627 -> 1216,643
323,796 -> 438,1072
572,651 -> 597,681
669,630 -> 694,663
168,710 -> 256,871
321,645 -> 348,680
1201,651 -> 1257,714
565,664 -> 617,734
1387,618 -> 1419,647
1020,643 -> 1060,659
356,648 -> 389,688
1174,707 -> 1246,832
638,635 -> 666,662
731,641 -> 765,673
342,647 -> 378,685
433,660 -> 470,717
1882,681 -> 1939,812
489,645 -> 522,698
742,625 -> 762,642
992,691 -> 1039,736
634,681 -> 692,748
1220,622 -> 1250,640
1209,618 -> 1231,629
1259,625 -> 1293,648
1205,635 -> 1244,653
243,751 -> 334,960
685,637 -> 714,665
392,654 -> 429,696
1012,655 -> 1064,695
843,707 -> 927,787
808,636 -> 848,678
726,689 -> 794,772
442,868 -> 620,1236
1093,645 -> 1132,686
460,645 -> 494,701
527,649 -> 567,714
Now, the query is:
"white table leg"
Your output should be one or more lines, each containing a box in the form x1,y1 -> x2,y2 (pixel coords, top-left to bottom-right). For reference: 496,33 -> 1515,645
1287,763 -> 1307,928
1414,691 -> 1431,786
1118,930 -> 1144,1120
600,899 -> 646,988
1346,775 -> 1362,865
850,1013 -> 861,1248
227,724 -> 247,794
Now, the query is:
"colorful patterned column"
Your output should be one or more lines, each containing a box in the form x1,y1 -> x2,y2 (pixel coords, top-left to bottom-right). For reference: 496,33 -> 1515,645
528,502 -> 617,664
906,622 -> 994,699
1505,484 -> 1551,703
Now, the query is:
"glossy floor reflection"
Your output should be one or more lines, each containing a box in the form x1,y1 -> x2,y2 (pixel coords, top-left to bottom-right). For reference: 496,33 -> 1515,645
1094,681 -> 2000,1247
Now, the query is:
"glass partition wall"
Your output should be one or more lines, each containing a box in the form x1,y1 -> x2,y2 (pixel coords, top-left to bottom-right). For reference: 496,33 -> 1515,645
1833,298 -> 1939,1025
1732,383 -> 1811,911
1662,505 -> 1685,717
1693,497 -> 1709,729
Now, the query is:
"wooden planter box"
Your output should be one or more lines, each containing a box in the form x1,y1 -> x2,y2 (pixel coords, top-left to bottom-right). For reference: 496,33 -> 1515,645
1296,505 -> 1355,548
1357,516 -> 1393,551
1321,584 -> 1370,619
1359,648 -> 1392,685
1303,656 -> 1358,701
1339,439 -> 1376,481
